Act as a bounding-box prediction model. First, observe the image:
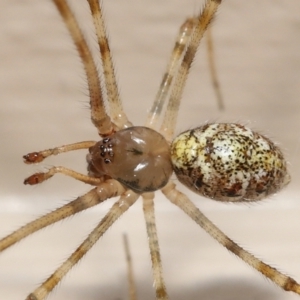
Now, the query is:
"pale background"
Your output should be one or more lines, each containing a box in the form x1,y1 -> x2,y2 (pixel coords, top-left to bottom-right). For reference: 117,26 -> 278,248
0,0 -> 300,299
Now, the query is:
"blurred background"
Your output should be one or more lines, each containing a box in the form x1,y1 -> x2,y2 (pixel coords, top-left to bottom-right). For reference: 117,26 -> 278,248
0,0 -> 299,299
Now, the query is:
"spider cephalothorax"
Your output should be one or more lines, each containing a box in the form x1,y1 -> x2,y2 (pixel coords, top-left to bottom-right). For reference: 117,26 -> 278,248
87,126 -> 173,193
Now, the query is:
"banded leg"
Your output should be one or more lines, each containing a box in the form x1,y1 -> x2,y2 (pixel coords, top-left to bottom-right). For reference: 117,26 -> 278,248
160,0 -> 221,141
0,180 -> 125,252
142,193 -> 168,300
146,18 -> 195,129
87,0 -> 132,129
26,190 -> 139,300
162,181 -> 300,295
52,0 -> 112,136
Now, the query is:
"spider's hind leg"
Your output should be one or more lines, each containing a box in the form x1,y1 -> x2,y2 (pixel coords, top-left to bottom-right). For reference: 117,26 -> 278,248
143,192 -> 169,300
162,181 -> 300,296
146,17 -> 196,129
160,0 -> 222,141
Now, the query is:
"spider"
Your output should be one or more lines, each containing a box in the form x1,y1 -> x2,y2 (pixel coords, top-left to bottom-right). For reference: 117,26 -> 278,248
0,0 -> 300,300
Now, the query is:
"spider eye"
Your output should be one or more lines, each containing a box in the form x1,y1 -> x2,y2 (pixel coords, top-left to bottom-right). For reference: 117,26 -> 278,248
89,126 -> 173,193
171,123 -> 290,202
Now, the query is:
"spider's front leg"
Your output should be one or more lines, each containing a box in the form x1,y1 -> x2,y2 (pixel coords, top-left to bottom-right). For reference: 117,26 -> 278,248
22,140 -> 105,185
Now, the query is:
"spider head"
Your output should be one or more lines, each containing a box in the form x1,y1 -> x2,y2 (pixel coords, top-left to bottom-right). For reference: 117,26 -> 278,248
88,126 -> 173,193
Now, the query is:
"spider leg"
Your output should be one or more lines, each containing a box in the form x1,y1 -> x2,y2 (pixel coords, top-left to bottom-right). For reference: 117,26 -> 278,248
162,181 -> 300,295
23,141 -> 96,164
0,180 -> 125,252
160,0 -> 221,141
146,18 -> 195,129
52,0 -> 112,136
23,141 -> 101,185
87,0 -> 132,129
26,189 -> 139,300
142,193 -> 169,299
23,166 -> 103,186
123,234 -> 138,300
206,26 -> 224,110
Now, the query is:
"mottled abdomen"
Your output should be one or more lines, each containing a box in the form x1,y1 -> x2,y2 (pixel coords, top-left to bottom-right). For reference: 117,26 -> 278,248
171,123 -> 290,202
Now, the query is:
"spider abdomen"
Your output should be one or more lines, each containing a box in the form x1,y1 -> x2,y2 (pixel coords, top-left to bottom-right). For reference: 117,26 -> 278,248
88,126 -> 173,193
171,123 -> 290,202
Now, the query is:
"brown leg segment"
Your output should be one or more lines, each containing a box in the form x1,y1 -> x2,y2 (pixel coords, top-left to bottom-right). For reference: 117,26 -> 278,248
52,0 -> 112,136
161,0 -> 221,141
143,193 -> 169,300
0,180 -> 125,252
26,189 -> 139,300
162,181 -> 300,295
87,0 -> 132,129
